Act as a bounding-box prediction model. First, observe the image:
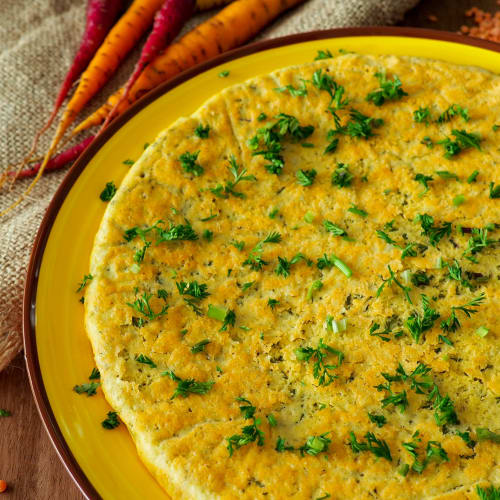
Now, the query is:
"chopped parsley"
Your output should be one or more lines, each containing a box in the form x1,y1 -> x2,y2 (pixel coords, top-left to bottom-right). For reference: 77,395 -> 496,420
242,232 -> 281,271
406,294 -> 440,343
76,273 -> 93,293
248,113 -> 314,175
414,173 -> 433,197
210,156 -> 256,199
369,322 -> 403,342
0,409 -> 11,417
231,240 -> 245,251
376,265 -> 412,304
191,339 -> 211,353
413,106 -> 430,125
331,109 -> 384,140
296,168 -> 317,186
366,71 -> 407,106
295,338 -> 344,386
99,181 -> 117,202
274,80 -> 308,97
445,259 -> 472,289
73,382 -> 99,396
268,207 -> 279,218
226,397 -> 264,456
463,227 -> 495,262
162,370 -> 214,399
489,182 -> 500,199
314,49 -> 333,60
349,431 -> 392,461
476,485 -> 500,500
436,170 -> 459,181
428,384 -> 459,426
421,136 -> 434,148
89,368 -> 100,380
440,293 -> 485,333
102,411 -> 120,430
436,104 -> 469,123
202,229 -> 213,241
241,281 -> 255,292
276,436 -> 295,452
316,253 -> 352,277
476,428 -> 500,443
218,70 -> 229,78
275,253 -> 307,277
267,298 -> 279,309
306,279 -> 323,301
194,124 -> 210,138
331,163 -> 353,187
127,290 -> 169,322
267,414 -> 277,427
257,112 -> 267,121
176,280 -> 209,299
347,204 -> 368,218
411,270 -> 430,287
135,354 -> 157,368
367,412 -> 387,428
439,129 -> 482,158
155,221 -> 198,243
179,151 -> 204,176
323,220 -> 347,237
416,213 -> 452,247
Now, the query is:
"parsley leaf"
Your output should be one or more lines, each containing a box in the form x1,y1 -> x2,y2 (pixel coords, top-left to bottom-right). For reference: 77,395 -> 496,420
476,485 -> 500,500
135,354 -> 157,368
176,281 -> 209,299
436,104 -> 469,123
314,49 -> 333,60
366,71 -> 407,106
295,338 -> 344,386
349,431 -> 392,461
296,168 -> 317,186
299,433 -> 331,456
73,382 -> 99,396
102,411 -> 120,430
162,370 -> 214,399
331,163 -> 353,187
127,290 -> 169,321
76,273 -> 93,293
226,397 -> 264,456
99,181 -> 117,202
367,412 -> 387,428
416,213 -> 451,247
440,293 -> 485,333
274,80 -> 308,97
406,294 -> 439,343
267,298 -> 279,309
376,265 -> 412,304
210,156 -> 256,199
347,204 -> 368,218
194,124 -> 210,138
413,107 -> 430,125
323,220 -> 347,237
191,339 -> 211,353
489,182 -> 500,199
275,253 -> 307,277
414,173 -> 433,197
179,151 -> 204,176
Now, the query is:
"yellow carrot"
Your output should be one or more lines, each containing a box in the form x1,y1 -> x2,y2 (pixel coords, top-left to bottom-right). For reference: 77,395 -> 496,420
73,0 -> 306,134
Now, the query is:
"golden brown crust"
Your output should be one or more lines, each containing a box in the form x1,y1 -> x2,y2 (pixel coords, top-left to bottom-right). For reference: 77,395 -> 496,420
86,54 -> 499,499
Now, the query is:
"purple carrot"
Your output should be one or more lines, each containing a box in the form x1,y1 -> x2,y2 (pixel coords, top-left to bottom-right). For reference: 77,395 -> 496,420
7,136 -> 95,180
24,0 -> 124,162
100,0 -> 195,130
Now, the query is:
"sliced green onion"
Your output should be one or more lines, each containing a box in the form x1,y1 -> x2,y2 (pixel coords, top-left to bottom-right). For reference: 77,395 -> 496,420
398,463 -> 409,477
436,256 -> 444,269
130,263 -> 140,274
325,315 -> 334,332
401,269 -> 411,285
331,254 -> 352,278
476,325 -> 489,338
304,211 -> 315,223
207,304 -> 227,321
307,280 -> 323,301
453,194 -> 465,207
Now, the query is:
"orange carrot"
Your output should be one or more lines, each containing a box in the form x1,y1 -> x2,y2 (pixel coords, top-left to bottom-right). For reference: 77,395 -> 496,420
1,0 -> 164,215
73,0 -> 306,133
0,480 -> 7,494
196,0 -> 234,9
16,0 -> 124,173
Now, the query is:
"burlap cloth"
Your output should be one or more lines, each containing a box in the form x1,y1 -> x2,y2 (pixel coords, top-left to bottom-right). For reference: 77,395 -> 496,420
0,0 -> 419,371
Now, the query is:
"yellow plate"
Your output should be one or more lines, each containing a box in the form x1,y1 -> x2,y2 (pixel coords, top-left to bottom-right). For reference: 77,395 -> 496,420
24,28 -> 500,499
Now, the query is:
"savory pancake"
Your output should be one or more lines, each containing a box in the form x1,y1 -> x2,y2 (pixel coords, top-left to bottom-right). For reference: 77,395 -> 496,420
85,53 -> 500,499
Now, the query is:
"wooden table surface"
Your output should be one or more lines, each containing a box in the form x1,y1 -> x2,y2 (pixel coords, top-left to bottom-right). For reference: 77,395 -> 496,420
0,0 -> 498,498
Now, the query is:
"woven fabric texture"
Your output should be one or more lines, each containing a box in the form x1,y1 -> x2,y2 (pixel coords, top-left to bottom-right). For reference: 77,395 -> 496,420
0,0 -> 419,371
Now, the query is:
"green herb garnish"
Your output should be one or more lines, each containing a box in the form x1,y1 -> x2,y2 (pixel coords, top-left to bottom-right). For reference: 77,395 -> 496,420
349,431 -> 392,461
406,294 -> 439,343
191,339 -> 211,353
76,273 -> 93,293
179,151 -> 204,176
73,382 -> 99,396
226,397 -> 264,456
314,49 -> 333,60
162,370 -> 214,399
135,354 -> 157,368
99,181 -> 117,202
296,168 -> 317,186
102,411 -> 120,429
299,433 -> 331,456
295,338 -> 343,386
194,124 -> 210,138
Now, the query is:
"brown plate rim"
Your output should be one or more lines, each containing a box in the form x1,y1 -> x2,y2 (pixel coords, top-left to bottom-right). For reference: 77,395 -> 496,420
22,26 -> 500,500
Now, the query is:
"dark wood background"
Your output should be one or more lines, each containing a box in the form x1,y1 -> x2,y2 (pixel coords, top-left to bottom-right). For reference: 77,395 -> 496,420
0,1 -> 498,498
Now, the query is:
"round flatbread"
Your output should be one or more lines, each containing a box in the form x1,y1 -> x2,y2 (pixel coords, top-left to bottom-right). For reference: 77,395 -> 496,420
86,53 -> 499,499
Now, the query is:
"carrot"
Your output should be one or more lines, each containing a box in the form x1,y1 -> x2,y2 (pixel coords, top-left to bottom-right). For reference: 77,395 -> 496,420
0,480 -> 7,494
0,136 -> 95,186
73,0 -> 306,134
196,0 -> 234,8
14,0 -> 124,174
1,0 -> 164,215
100,0 -> 197,131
